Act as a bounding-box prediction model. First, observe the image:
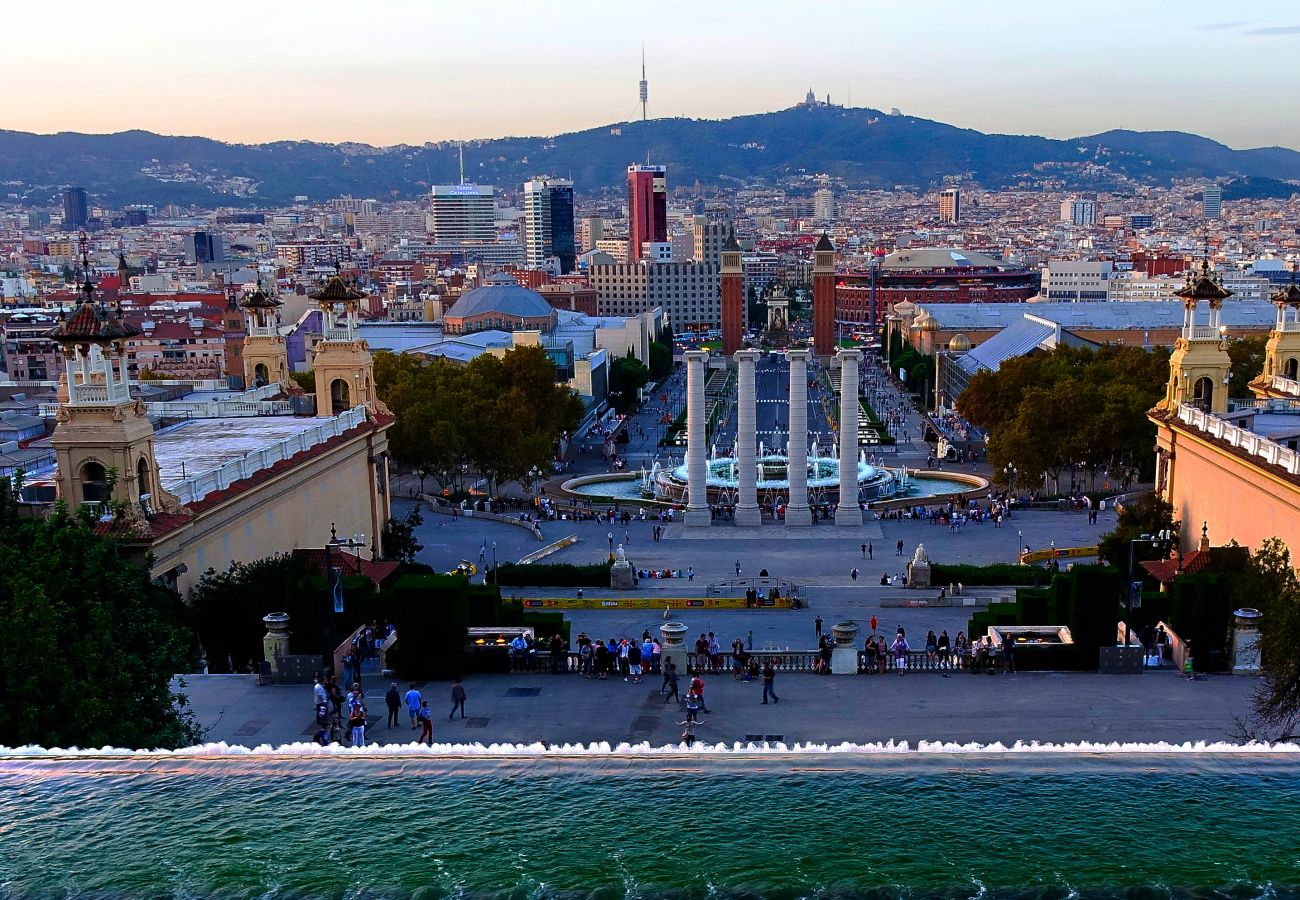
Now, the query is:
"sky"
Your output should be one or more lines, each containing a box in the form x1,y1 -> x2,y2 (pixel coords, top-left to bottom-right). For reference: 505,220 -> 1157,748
10,0 -> 1300,150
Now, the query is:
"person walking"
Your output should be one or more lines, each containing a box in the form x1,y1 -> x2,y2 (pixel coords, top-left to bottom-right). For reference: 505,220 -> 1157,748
814,615 -> 823,639
850,567 -> 859,582
690,674 -> 711,713
404,683 -> 422,729
385,682 -> 401,728
662,656 -> 680,703
868,542 -> 873,560
761,661 -> 780,704
735,560 -> 742,577
896,539 -> 905,557
861,543 -> 867,559
417,700 -> 433,745
449,678 -> 467,719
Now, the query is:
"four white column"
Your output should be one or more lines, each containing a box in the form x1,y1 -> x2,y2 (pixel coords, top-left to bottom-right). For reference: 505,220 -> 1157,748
784,349 -> 812,526
733,349 -> 762,526
683,350 -> 711,526
836,348 -> 863,526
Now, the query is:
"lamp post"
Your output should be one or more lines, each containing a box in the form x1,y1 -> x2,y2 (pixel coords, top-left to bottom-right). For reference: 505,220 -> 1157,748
1004,464 -> 1017,518
491,540 -> 498,579
1017,529 -> 1023,561
1125,529 -> 1175,650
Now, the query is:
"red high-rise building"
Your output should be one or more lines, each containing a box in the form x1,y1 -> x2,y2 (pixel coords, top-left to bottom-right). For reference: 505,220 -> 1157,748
720,227 -> 744,355
813,233 -> 836,357
627,164 -> 667,263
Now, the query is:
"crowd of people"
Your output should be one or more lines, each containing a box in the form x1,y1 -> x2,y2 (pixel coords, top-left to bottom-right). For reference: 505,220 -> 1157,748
310,676 -> 470,748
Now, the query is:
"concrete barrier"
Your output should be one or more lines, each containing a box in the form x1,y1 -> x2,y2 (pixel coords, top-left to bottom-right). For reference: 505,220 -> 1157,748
419,496 -> 544,540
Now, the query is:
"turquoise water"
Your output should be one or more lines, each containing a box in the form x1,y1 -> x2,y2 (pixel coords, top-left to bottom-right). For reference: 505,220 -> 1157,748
1,751 -> 1297,898
566,475 -> 975,503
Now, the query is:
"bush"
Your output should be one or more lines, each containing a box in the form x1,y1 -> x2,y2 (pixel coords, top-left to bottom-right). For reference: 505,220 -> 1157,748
388,574 -> 472,680
490,561 -> 613,587
931,563 -> 1052,587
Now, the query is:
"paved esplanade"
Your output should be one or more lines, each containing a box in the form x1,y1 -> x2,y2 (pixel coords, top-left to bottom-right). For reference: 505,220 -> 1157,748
734,349 -> 762,526
836,348 -> 863,527
785,349 -> 812,526
684,350 -> 710,526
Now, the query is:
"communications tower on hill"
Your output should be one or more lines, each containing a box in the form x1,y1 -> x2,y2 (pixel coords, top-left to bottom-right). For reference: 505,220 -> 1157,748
639,46 -> 648,121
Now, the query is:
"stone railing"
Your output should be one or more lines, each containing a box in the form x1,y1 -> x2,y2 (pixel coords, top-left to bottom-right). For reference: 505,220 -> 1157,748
170,406 -> 368,504
40,383 -> 291,420
1177,403 -> 1300,476
1186,326 -> 1223,341
1271,374 -> 1300,397
502,647 -> 995,675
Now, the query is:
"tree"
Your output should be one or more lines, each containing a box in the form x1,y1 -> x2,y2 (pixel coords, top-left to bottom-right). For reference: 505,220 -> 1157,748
0,485 -> 201,749
609,356 -> 650,414
1240,537 -> 1300,740
289,370 -> 315,393
1227,336 -> 1266,399
380,506 -> 424,565
648,340 -> 673,380
1097,492 -> 1179,568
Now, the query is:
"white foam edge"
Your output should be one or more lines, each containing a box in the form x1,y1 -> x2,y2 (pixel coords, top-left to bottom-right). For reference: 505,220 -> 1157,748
0,739 -> 1296,759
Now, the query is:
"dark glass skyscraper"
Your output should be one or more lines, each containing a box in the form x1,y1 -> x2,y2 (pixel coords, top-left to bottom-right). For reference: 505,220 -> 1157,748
62,187 -> 88,229
547,181 -> 575,274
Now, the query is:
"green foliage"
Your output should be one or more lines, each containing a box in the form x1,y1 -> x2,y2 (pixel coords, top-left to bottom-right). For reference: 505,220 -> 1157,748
1240,538 -> 1300,738
289,370 -> 315,393
958,344 -> 1170,494
374,346 -> 583,495
1169,573 -> 1238,672
0,486 -> 201,749
386,574 -> 472,680
380,505 -> 424,564
609,356 -> 651,414
1097,492 -> 1179,568
930,563 -> 1052,586
648,341 -> 673,380
489,561 -> 614,587
1227,336 -> 1267,399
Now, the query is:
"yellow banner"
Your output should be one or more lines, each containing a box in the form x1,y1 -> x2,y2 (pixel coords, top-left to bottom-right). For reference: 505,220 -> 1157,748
1019,546 -> 1099,565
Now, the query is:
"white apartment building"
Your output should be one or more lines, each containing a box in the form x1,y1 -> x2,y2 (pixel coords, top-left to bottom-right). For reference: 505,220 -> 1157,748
589,260 -> 721,331
350,213 -> 427,238
428,184 -> 496,242
1107,271 -> 1271,303
1060,199 -> 1098,226
1043,260 -> 1113,301
814,188 -> 835,224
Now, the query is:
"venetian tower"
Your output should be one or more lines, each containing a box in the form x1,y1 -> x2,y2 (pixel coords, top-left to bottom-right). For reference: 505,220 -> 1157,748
1250,274 -> 1300,397
309,271 -> 379,416
1161,260 -> 1233,414
720,226 -> 744,356
812,232 -> 836,358
239,285 -> 287,388
47,259 -> 175,516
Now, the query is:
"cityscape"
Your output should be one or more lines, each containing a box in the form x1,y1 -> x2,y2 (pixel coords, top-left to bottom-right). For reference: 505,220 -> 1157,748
1,2 -> 1299,896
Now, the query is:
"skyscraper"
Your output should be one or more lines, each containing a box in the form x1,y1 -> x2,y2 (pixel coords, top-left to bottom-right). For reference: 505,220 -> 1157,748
1061,199 -> 1097,226
523,178 -> 576,271
814,188 -> 835,224
627,164 -> 667,263
1202,184 -> 1223,220
428,184 -> 496,242
62,187 -> 88,229
938,188 -> 961,224
184,231 -> 225,265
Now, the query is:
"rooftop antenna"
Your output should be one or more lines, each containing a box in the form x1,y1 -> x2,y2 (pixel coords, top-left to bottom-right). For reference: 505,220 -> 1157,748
458,143 -> 465,186
639,44 -> 648,122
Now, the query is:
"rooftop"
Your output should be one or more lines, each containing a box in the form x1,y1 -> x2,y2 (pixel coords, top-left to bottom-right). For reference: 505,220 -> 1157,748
447,275 -> 553,321
919,300 -> 1279,332
155,416 -> 336,493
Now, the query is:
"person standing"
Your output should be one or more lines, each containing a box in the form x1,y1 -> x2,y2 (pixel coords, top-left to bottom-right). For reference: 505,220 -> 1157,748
404,683 -> 422,729
814,615 -> 823,639
861,543 -> 867,559
761,661 -> 779,704
449,678 -> 467,719
417,700 -> 433,745
868,542 -> 873,560
896,539 -> 905,557
385,682 -> 401,728
892,629 -> 910,675
691,674 -> 711,713
347,700 -> 367,747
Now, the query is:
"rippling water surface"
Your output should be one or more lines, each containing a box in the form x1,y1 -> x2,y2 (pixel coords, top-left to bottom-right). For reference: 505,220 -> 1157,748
1,751 -> 1297,899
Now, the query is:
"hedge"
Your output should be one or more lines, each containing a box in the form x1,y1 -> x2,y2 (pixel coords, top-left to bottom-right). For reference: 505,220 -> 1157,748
930,563 -> 1052,587
490,561 -> 613,587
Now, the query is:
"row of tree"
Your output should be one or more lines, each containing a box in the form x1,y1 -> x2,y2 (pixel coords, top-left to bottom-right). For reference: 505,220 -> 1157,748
957,344 -> 1172,494
374,345 -> 584,496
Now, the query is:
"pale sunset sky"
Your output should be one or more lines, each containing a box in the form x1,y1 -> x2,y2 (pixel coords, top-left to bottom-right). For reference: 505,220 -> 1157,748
10,0 -> 1300,149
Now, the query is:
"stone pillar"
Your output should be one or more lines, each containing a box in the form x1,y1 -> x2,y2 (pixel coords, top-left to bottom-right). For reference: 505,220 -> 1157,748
836,348 -> 862,526
262,612 -> 291,678
734,349 -> 762,527
684,350 -> 711,526
1232,607 -> 1262,675
785,349 -> 811,526
831,621 -> 861,674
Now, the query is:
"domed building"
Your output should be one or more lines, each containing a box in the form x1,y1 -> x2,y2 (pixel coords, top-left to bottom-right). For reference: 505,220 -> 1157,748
443,274 -> 558,335
948,334 -> 972,352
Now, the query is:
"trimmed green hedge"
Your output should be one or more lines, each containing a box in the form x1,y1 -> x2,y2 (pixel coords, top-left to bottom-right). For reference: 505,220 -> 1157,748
930,563 -> 1052,587
489,561 -> 613,587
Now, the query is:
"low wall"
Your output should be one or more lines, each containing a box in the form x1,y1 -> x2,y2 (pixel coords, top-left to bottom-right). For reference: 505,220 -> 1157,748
869,470 -> 989,512
517,535 -> 579,564
514,596 -> 789,610
420,496 -> 544,539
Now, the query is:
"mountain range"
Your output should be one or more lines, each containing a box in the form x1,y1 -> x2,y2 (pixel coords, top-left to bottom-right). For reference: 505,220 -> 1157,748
3,104 -> 1299,208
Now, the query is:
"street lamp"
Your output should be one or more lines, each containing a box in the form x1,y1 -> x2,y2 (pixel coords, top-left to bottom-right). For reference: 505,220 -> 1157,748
491,540 -> 498,577
1017,529 -> 1023,561
1125,529 -> 1176,650
1004,464 -> 1017,518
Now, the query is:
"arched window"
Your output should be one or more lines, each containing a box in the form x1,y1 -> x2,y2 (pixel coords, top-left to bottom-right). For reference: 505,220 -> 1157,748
1192,376 -> 1214,411
81,461 -> 108,503
254,363 -> 269,386
1286,357 -> 1298,381
136,457 -> 151,497
330,378 -> 350,414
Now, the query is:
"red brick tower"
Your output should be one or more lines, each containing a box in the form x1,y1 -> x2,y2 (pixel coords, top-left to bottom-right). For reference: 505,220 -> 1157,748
721,226 -> 744,356
813,232 -> 836,357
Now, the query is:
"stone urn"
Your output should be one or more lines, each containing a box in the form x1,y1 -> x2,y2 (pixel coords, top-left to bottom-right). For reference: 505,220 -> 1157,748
660,621 -> 688,649
832,621 -> 860,645
262,612 -> 291,677
830,621 -> 860,675
1232,607 -> 1263,675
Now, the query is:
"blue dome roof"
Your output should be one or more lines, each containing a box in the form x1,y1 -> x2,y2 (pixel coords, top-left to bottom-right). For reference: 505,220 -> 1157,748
448,274 -> 553,320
